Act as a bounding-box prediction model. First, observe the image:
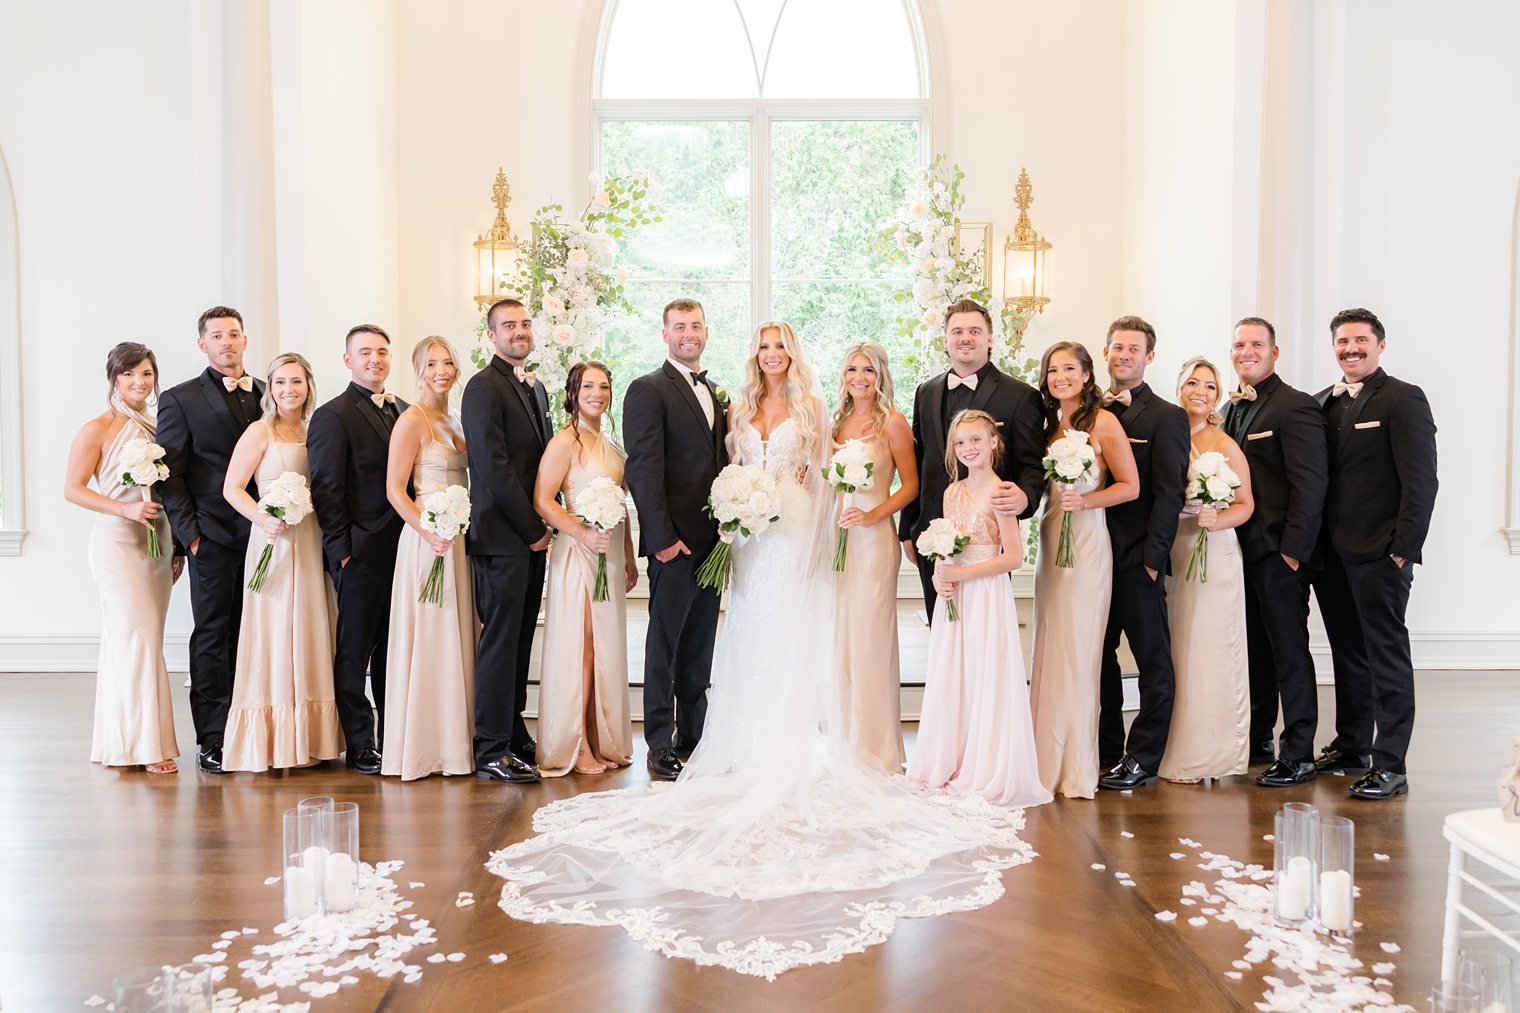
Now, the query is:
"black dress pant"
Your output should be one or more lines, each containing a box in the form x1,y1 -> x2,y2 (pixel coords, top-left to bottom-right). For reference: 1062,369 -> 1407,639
472,550 -> 546,766
643,552 -> 719,751
1243,553 -> 1318,762
1098,566 -> 1177,772
1315,550 -> 1416,773
916,553 -> 938,625
186,535 -> 246,752
331,554 -> 395,754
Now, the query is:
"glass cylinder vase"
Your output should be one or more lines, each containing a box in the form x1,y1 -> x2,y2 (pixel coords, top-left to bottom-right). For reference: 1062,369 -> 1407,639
113,965 -> 169,1013
161,962 -> 214,1012
1460,949 -> 1514,1012
1430,980 -> 1482,1013
323,801 -> 360,912
282,806 -> 325,921
1318,815 -> 1355,934
1274,807 -> 1318,926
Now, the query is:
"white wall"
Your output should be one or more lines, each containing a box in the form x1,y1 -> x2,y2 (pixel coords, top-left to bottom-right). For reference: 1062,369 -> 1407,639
0,0 -> 1515,670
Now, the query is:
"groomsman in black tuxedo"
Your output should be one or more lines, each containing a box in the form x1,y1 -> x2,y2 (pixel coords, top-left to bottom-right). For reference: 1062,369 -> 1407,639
900,300 -> 1044,619
1310,308 -> 1437,799
157,306 -> 265,774
307,324 -> 407,775
1095,317 -> 1191,790
463,299 -> 553,784
1221,316 -> 1328,787
623,298 -> 729,781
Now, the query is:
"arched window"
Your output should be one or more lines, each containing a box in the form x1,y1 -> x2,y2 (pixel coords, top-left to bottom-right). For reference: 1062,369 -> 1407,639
0,146 -> 24,554
595,0 -> 929,392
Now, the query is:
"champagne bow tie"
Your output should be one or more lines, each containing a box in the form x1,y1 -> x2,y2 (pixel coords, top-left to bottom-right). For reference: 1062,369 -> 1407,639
1102,388 -> 1132,407
1228,385 -> 1258,404
1332,380 -> 1363,399
513,366 -> 530,385
946,372 -> 978,392
223,374 -> 253,393
371,390 -> 396,409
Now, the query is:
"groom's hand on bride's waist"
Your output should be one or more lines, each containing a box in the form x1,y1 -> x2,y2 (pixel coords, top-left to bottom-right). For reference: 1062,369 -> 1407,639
655,539 -> 691,563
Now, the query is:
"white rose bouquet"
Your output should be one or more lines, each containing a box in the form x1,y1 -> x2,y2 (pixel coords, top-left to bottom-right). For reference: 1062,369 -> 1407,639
247,471 -> 314,593
1041,429 -> 1097,568
695,464 -> 782,592
1183,451 -> 1241,583
916,517 -> 971,621
118,436 -> 170,558
573,475 -> 626,602
417,484 -> 472,605
826,439 -> 877,572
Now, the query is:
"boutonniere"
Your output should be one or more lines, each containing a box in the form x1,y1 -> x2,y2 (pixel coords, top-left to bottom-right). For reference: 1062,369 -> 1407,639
712,385 -> 730,409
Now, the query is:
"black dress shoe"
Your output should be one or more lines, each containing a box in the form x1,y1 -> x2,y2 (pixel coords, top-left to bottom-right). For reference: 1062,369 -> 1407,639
1348,767 -> 1409,799
647,747 -> 683,781
513,738 -> 537,765
671,734 -> 699,760
1098,755 -> 1159,790
1249,740 -> 1276,764
1256,758 -> 1317,787
1313,746 -> 1371,774
475,752 -> 540,784
346,746 -> 382,775
196,748 -> 227,775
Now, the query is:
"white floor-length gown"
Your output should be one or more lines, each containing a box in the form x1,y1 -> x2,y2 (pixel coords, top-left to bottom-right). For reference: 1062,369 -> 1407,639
487,397 -> 1037,980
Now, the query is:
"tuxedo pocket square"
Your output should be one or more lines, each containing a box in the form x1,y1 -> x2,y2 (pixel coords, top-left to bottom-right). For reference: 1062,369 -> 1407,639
1246,430 -> 1275,441
1354,420 -> 1382,430
1127,437 -> 1148,444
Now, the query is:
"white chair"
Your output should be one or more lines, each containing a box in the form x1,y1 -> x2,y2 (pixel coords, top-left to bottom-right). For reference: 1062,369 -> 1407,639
1442,808 -> 1520,978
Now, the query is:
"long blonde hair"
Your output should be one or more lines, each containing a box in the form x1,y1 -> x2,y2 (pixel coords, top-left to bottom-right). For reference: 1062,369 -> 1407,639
259,352 -> 316,421
944,409 -> 1004,478
727,321 -> 820,461
830,341 -> 897,440
1176,354 -> 1225,426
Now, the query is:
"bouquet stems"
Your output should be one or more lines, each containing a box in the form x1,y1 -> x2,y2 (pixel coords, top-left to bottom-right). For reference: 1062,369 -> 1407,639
140,487 -> 161,559
418,555 -> 447,605
248,542 -> 274,593
1185,528 -> 1210,583
1056,510 -> 1076,569
593,551 -> 610,602
832,493 -> 851,573
945,592 -> 959,622
695,539 -> 732,592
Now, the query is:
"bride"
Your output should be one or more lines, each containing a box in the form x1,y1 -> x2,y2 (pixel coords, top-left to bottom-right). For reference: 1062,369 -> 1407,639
487,322 -> 1036,979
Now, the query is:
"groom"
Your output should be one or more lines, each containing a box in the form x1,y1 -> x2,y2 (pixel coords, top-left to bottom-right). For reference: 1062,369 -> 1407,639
157,306 -> 264,775
624,298 -> 729,781
900,299 -> 1044,620
463,298 -> 553,784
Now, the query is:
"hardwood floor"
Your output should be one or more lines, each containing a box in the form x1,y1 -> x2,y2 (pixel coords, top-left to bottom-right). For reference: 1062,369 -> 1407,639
0,669 -> 1512,1011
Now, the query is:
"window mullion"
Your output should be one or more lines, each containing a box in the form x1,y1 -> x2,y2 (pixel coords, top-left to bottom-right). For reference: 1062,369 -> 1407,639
752,110 -> 772,332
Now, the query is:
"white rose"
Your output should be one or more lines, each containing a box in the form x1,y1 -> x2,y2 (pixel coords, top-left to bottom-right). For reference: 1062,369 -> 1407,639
910,201 -> 929,219
1055,457 -> 1085,481
920,309 -> 939,328
940,224 -> 957,240
567,247 -> 590,266
1205,475 -> 1235,502
591,190 -> 611,210
1185,478 -> 1202,500
746,491 -> 773,517
128,462 -> 158,486
552,323 -> 577,346
544,295 -> 565,315
842,463 -> 869,487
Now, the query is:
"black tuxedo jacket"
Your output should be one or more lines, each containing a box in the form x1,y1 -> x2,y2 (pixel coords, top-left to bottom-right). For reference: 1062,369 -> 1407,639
157,369 -> 266,551
623,361 -> 730,559
1103,383 -> 1191,573
898,364 -> 1044,543
1222,372 -> 1328,566
1314,368 -> 1437,564
307,383 -> 409,572
461,356 -> 553,557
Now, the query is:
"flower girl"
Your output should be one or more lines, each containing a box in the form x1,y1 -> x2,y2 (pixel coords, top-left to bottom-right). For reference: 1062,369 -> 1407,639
907,410 -> 1050,808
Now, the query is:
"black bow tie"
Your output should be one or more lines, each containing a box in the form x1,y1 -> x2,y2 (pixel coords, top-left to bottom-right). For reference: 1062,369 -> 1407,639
692,370 -> 708,387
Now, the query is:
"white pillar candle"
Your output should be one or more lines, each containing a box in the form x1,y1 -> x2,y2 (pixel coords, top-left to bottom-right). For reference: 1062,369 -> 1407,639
1277,856 -> 1312,920
324,852 -> 357,911
284,865 -> 317,919
1319,869 -> 1353,931
302,845 -> 329,871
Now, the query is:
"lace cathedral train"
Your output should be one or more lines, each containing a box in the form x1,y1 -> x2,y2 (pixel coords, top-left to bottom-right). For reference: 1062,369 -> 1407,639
486,400 -> 1037,979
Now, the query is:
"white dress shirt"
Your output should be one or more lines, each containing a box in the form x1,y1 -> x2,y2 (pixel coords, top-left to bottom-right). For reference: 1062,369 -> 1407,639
667,358 -> 715,428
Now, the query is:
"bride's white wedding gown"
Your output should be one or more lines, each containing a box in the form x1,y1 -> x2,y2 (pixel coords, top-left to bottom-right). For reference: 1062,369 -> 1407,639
486,399 -> 1037,979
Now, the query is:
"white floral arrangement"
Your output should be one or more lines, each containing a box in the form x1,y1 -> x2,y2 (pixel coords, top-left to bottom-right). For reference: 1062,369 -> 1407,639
1041,429 -> 1097,569
695,464 -> 782,592
1183,451 -> 1241,583
473,170 -> 659,415
573,475 -> 627,602
826,439 -> 876,572
915,517 -> 970,621
119,436 -> 169,558
247,471 -> 314,593
418,484 -> 471,605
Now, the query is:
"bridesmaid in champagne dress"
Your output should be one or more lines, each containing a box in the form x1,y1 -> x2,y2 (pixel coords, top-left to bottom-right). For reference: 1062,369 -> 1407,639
1029,342 -> 1139,799
909,411 -> 1050,807
221,353 -> 343,772
383,337 -> 477,780
64,343 -> 180,772
1159,356 -> 1254,782
830,343 -> 917,772
533,361 -> 636,777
